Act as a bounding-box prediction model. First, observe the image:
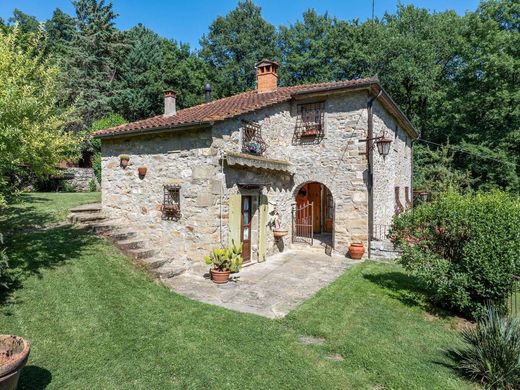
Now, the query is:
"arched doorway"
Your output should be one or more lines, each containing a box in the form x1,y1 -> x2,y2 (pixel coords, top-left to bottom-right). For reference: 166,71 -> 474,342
293,182 -> 334,247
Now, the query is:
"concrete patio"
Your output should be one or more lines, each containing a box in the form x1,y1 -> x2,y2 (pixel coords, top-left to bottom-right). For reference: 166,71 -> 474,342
161,248 -> 360,318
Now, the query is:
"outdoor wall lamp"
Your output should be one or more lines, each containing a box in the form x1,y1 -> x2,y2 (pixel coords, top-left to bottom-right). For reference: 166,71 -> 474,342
359,131 -> 392,158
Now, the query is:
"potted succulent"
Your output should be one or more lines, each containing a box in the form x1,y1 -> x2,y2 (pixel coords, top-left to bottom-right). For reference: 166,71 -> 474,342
348,242 -> 365,260
0,335 -> 30,389
119,154 -> 130,168
138,167 -> 147,176
204,241 -> 243,284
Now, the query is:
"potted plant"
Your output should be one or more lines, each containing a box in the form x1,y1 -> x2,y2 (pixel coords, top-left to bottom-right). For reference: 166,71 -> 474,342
204,241 -> 243,284
0,335 -> 30,389
348,242 -> 365,260
302,128 -> 319,136
119,154 -> 130,168
138,167 -> 147,176
269,209 -> 288,239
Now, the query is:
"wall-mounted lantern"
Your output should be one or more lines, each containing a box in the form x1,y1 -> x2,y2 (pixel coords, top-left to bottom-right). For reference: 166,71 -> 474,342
359,131 -> 392,158
375,133 -> 392,157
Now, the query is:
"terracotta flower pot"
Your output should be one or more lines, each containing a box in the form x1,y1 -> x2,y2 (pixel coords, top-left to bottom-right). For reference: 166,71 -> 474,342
348,242 -> 365,260
210,268 -> 230,284
120,159 -> 129,168
273,229 -> 288,238
138,167 -> 147,176
0,335 -> 30,390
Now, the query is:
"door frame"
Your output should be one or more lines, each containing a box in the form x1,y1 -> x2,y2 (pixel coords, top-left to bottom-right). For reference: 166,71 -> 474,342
240,195 -> 252,263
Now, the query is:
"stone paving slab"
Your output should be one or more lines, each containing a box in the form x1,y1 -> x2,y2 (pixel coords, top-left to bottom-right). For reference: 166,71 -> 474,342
161,249 -> 360,318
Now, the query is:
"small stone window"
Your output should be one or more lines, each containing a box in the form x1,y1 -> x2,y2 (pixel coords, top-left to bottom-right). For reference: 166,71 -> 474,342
162,185 -> 181,220
395,186 -> 404,215
241,120 -> 266,155
404,186 -> 412,209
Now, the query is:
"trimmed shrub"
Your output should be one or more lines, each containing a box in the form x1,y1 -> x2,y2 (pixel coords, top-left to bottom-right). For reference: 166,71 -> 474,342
453,306 -> 520,389
391,191 -> 520,319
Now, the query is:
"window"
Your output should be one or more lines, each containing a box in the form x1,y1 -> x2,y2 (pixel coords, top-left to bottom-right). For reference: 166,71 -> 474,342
294,102 -> 325,144
404,186 -> 412,209
162,185 -> 181,220
395,186 -> 404,215
241,121 -> 266,155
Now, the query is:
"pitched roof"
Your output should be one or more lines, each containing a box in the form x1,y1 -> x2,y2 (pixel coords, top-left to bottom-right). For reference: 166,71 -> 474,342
94,77 -> 418,139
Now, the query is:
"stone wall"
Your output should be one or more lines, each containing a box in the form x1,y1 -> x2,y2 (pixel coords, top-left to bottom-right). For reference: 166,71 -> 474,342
101,90 -> 412,266
65,167 -> 97,192
372,100 -> 413,236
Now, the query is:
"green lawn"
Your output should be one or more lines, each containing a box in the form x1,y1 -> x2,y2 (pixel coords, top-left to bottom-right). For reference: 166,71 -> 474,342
0,193 -> 476,389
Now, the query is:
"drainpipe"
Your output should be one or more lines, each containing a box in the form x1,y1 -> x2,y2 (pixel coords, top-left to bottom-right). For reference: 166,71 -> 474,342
220,149 -> 225,247
367,89 -> 382,259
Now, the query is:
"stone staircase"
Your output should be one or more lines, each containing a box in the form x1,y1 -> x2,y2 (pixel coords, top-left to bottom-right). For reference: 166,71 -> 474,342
68,203 -> 187,279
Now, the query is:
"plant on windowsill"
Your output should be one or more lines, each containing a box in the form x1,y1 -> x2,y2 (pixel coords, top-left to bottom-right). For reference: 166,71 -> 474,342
245,141 -> 262,155
119,154 -> 130,168
204,241 -> 243,284
301,127 -> 319,137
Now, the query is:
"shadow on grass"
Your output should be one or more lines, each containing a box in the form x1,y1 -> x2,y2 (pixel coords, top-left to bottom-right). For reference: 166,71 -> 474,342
19,365 -> 53,389
0,195 -> 56,236
363,270 -> 454,319
1,225 -> 99,305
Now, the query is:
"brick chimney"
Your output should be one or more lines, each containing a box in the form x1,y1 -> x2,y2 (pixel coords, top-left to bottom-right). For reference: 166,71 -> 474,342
164,90 -> 176,117
255,59 -> 278,93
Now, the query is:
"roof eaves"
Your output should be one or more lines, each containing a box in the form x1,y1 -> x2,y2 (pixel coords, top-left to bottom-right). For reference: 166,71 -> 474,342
93,121 -> 214,139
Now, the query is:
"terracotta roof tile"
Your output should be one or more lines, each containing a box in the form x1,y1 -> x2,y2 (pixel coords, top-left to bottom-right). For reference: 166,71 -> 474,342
94,77 -> 416,138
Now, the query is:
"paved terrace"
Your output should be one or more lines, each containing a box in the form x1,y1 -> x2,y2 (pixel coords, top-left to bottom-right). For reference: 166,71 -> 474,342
162,249 -> 359,318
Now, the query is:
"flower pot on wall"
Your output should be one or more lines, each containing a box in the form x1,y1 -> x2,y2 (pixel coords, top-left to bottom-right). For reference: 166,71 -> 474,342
273,229 -> 288,239
120,159 -> 129,168
0,335 -> 30,390
348,242 -> 365,260
210,268 -> 230,284
138,167 -> 147,177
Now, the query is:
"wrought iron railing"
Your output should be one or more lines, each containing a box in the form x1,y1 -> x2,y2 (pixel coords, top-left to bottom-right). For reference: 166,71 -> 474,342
372,224 -> 391,241
293,102 -> 325,144
241,121 -> 266,155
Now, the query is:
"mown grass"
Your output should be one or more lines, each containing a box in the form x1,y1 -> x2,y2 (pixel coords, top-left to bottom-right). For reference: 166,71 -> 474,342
0,193 -> 476,389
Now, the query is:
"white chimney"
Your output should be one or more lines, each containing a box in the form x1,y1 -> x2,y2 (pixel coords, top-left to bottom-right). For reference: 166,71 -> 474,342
164,90 -> 176,117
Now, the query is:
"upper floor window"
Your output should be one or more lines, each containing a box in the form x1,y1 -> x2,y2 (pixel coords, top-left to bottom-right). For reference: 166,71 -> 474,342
294,102 -> 325,144
241,120 -> 266,155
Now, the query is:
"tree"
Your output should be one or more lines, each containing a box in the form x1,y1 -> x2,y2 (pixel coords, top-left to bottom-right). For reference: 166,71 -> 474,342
0,29 -> 77,205
113,25 -> 164,121
8,9 -> 40,35
45,9 -> 77,60
278,10 -> 337,85
162,40 -> 208,109
200,0 -> 279,97
61,0 -> 124,129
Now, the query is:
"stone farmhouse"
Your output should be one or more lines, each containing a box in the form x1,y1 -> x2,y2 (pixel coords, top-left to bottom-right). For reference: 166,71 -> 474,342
94,60 -> 417,270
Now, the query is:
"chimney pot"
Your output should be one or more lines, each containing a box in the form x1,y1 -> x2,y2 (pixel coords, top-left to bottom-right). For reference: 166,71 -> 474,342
204,83 -> 212,103
164,90 -> 176,117
255,59 -> 279,93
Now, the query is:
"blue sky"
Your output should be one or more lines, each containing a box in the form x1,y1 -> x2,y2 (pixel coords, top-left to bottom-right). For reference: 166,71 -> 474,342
1,0 -> 481,48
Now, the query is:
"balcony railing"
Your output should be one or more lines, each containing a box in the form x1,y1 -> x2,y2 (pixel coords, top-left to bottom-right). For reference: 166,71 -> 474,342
241,121 -> 266,155
293,102 -> 325,144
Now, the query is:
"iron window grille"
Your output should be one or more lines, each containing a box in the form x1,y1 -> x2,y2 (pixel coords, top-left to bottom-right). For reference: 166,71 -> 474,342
294,102 -> 325,144
162,184 -> 181,220
241,121 -> 266,155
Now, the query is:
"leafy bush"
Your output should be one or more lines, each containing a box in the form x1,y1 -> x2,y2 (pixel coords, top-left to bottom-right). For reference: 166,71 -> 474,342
391,191 -> 520,318
88,178 -> 98,192
453,306 -> 520,389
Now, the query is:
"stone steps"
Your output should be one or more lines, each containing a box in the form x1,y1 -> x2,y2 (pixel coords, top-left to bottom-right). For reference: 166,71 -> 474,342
68,202 -> 187,280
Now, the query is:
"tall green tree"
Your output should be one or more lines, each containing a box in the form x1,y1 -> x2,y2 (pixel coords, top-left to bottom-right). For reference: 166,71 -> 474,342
62,0 -> 124,129
45,9 -> 76,60
200,0 -> 279,97
113,24 -> 164,121
0,29 -> 77,205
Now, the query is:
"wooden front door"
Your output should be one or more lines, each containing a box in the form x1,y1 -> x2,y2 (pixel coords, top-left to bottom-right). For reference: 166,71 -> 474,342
307,183 -> 322,233
241,196 -> 252,263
